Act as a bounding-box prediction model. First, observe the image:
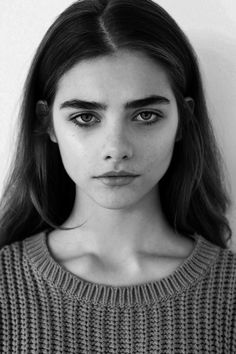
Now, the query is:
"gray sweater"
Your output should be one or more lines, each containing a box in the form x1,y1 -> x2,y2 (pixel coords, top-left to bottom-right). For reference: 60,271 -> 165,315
0,230 -> 236,353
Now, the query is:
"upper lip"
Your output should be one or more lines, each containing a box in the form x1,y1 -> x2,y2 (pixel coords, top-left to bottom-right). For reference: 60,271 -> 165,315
95,170 -> 140,178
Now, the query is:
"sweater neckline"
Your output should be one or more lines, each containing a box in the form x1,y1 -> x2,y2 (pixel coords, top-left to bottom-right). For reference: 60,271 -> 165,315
24,230 -> 220,307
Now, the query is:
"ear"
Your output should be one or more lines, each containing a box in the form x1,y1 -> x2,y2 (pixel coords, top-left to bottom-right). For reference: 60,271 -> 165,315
48,125 -> 58,144
175,97 -> 195,142
36,100 -> 57,143
175,121 -> 182,142
184,97 -> 195,114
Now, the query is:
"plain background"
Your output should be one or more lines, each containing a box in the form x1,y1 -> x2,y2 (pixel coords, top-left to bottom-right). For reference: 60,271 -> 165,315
0,0 -> 236,249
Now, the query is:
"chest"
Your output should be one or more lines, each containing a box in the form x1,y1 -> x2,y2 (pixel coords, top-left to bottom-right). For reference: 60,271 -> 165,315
59,254 -> 185,286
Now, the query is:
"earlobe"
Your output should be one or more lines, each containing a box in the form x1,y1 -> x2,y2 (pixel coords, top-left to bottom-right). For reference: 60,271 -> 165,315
48,132 -> 58,144
175,123 -> 182,142
48,126 -> 58,144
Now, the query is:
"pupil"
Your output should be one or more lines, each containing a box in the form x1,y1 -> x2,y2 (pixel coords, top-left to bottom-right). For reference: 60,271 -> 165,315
141,112 -> 151,120
82,114 -> 92,122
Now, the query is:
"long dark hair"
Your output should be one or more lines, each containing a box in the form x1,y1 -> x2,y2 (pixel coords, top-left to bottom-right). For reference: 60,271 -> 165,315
0,0 -> 232,248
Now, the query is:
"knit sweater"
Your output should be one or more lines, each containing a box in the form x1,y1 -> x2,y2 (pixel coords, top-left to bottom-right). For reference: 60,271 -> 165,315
0,230 -> 236,353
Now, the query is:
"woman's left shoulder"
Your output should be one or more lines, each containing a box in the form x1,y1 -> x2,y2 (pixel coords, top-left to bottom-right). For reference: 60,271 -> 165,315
218,245 -> 236,264
212,245 -> 236,283
199,235 -> 236,272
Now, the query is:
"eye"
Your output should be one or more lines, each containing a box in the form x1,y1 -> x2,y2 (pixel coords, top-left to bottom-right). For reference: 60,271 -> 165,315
70,113 -> 98,128
134,111 -> 163,125
69,110 -> 164,128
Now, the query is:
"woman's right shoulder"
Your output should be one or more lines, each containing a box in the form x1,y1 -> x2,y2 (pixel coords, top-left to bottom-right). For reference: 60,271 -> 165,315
0,239 -> 22,255
0,237 -> 25,270
0,232 -> 43,272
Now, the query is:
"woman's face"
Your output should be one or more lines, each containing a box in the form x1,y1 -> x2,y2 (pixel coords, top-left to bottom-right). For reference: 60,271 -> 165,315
51,50 -> 179,209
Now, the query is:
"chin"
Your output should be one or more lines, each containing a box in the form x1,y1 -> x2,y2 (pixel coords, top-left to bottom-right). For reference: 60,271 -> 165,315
92,194 -> 141,210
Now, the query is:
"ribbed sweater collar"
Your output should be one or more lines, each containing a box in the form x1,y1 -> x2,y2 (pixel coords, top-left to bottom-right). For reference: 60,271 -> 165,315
24,230 -> 220,307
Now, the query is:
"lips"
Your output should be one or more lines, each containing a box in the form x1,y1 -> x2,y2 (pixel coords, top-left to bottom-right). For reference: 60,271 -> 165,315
99,175 -> 136,178
95,170 -> 139,178
97,175 -> 139,186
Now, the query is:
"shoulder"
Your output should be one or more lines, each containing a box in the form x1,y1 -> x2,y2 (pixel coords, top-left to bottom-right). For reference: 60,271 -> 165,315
0,239 -> 26,304
209,241 -> 236,274
193,238 -> 236,319
0,238 -> 23,261
0,238 -> 25,280
198,235 -> 236,273
207,244 -> 236,295
195,236 -> 236,293
215,246 -> 236,272
0,232 -> 43,273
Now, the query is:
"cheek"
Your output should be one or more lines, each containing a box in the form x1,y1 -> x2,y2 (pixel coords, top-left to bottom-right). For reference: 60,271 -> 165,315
144,134 -> 176,175
56,132 -> 89,178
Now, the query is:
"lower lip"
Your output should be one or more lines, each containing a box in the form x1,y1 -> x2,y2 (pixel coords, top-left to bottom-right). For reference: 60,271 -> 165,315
96,176 -> 139,186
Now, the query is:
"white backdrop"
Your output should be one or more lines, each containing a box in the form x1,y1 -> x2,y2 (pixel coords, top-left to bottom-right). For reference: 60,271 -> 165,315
0,0 -> 236,249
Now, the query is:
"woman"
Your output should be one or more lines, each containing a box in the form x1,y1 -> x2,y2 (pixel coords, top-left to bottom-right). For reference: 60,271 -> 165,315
0,0 -> 235,352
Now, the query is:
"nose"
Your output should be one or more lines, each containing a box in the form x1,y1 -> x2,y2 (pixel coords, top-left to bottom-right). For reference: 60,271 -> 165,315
101,122 -> 133,162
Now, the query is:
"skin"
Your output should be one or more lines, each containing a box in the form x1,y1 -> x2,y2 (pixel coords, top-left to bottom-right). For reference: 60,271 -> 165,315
48,49 -> 194,285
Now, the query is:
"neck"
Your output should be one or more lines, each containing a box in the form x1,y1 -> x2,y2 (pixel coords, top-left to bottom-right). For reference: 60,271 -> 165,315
60,186 -> 178,259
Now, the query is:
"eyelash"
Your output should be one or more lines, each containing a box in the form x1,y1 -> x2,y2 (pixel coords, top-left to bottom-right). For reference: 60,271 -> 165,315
69,110 -> 163,129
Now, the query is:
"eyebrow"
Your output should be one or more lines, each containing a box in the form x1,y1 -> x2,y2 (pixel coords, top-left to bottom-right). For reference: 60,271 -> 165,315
59,95 -> 170,110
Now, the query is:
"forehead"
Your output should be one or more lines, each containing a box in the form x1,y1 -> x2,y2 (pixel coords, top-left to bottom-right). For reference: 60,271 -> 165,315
55,50 -> 174,102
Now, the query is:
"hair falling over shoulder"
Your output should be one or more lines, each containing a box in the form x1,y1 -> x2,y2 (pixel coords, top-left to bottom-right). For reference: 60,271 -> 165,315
0,0 -> 232,249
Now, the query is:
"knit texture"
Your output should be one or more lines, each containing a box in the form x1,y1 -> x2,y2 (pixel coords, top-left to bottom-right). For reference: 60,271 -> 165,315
0,230 -> 236,353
